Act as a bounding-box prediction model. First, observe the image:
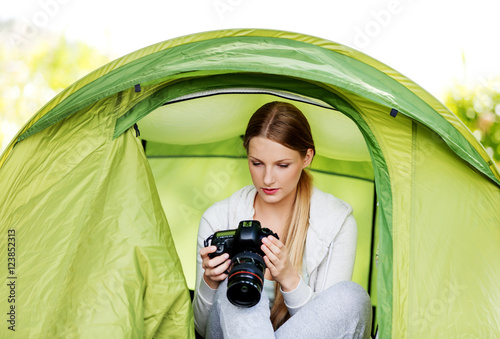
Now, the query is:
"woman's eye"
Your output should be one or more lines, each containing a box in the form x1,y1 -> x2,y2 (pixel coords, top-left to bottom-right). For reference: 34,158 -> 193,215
278,164 -> 289,168
252,162 -> 262,166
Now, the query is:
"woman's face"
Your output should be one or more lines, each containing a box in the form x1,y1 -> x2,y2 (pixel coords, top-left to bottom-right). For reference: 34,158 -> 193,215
247,136 -> 313,206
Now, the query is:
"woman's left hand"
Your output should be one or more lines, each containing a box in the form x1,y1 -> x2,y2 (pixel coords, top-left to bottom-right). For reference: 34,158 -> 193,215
261,236 -> 300,292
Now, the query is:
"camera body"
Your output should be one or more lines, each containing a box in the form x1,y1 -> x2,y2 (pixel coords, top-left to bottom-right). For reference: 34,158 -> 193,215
204,220 -> 279,307
205,220 -> 278,259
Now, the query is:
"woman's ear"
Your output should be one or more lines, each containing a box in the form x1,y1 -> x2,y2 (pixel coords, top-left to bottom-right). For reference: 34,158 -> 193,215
303,148 -> 314,168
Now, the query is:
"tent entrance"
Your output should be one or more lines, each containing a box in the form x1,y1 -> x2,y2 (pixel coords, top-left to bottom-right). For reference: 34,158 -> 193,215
138,90 -> 379,315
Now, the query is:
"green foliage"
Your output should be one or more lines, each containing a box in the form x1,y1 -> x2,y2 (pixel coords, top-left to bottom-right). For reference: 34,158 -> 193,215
444,79 -> 500,167
0,31 -> 110,152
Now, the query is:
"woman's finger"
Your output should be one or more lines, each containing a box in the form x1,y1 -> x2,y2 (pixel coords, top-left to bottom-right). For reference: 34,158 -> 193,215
262,237 -> 282,256
263,254 -> 273,267
263,255 -> 279,275
200,245 -> 217,257
261,244 -> 279,264
205,259 -> 231,281
268,236 -> 284,248
203,253 -> 230,269
210,253 -> 230,268
211,259 -> 231,276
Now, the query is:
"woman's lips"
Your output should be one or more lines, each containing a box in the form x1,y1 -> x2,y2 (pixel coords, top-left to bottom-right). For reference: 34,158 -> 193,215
262,188 -> 279,195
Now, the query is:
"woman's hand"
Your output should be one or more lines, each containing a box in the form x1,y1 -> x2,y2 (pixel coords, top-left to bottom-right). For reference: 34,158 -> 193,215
200,246 -> 231,289
261,236 -> 300,292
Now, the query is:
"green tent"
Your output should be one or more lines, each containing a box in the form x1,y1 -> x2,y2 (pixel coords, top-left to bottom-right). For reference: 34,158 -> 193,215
1,29 -> 499,338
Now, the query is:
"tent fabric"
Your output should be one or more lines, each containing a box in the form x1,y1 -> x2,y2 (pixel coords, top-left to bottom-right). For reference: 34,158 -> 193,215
3,30 -> 498,185
1,28 -> 499,338
0,92 -> 194,337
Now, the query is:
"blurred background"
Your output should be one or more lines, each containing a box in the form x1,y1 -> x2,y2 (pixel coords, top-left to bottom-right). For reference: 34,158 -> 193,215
1,0 -> 499,167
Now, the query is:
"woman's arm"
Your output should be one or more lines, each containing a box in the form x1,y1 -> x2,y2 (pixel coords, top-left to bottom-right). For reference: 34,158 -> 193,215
279,211 -> 357,316
319,212 -> 357,286
193,210 -> 231,336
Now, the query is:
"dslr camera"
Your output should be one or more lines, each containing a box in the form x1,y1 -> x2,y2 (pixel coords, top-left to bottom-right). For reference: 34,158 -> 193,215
204,220 -> 279,307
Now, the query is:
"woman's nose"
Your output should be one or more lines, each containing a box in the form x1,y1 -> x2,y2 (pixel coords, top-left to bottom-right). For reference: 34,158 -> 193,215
263,168 -> 275,186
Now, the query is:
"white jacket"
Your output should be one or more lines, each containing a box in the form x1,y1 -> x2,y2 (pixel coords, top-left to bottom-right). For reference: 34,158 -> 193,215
193,185 -> 357,335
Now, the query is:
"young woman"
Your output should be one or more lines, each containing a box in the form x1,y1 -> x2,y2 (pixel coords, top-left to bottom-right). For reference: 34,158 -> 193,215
193,101 -> 372,338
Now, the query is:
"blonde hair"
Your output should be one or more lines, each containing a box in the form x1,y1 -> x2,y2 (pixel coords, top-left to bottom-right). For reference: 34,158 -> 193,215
243,101 -> 315,329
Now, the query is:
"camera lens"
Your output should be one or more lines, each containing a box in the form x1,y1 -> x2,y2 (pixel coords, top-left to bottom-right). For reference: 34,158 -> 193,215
226,251 -> 266,307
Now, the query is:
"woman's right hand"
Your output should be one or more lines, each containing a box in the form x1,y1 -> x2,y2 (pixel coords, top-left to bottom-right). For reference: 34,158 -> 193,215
200,246 -> 232,289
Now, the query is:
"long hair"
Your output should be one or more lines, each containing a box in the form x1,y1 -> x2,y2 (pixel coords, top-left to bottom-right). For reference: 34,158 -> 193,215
243,101 -> 315,329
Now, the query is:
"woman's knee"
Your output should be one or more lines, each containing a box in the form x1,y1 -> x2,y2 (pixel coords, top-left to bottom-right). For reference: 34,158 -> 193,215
276,281 -> 372,339
323,281 -> 372,321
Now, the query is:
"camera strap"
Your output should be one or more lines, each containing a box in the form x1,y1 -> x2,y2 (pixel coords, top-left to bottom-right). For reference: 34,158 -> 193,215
204,234 -> 215,247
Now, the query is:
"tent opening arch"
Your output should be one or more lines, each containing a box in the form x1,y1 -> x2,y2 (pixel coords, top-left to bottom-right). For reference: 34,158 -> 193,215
129,78 -> 389,335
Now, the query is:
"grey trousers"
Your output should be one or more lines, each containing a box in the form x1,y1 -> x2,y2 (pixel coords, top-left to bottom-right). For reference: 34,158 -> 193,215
206,279 -> 372,339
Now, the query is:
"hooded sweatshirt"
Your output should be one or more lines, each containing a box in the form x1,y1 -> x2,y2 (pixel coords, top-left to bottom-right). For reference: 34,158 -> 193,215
193,185 -> 357,335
